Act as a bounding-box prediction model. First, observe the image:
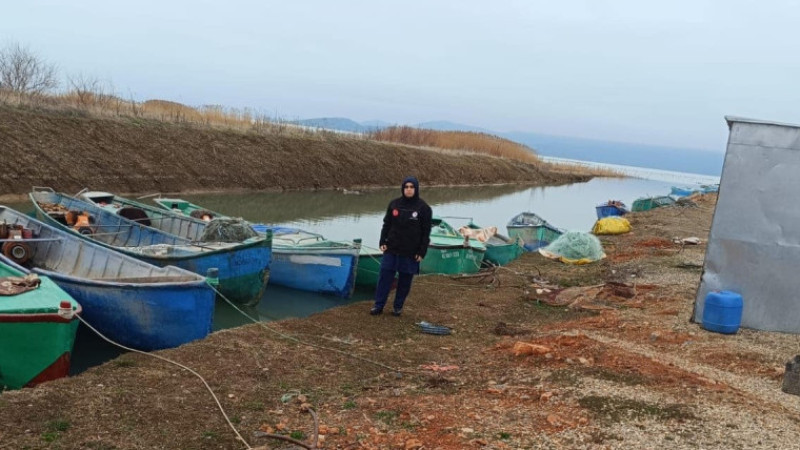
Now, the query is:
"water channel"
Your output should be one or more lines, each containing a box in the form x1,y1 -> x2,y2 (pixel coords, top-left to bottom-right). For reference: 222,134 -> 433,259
4,161 -> 720,373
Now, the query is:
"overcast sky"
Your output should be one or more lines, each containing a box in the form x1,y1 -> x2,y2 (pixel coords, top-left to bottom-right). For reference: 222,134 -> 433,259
4,1 -> 800,151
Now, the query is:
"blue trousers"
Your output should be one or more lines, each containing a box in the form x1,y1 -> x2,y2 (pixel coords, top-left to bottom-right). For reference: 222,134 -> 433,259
373,269 -> 415,311
373,252 -> 419,311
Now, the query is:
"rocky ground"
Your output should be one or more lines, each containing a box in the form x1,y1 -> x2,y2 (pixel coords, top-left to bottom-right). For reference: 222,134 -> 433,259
2,193 -> 799,449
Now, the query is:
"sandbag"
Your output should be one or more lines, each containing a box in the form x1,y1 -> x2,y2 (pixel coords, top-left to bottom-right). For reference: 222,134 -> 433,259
592,217 -> 632,235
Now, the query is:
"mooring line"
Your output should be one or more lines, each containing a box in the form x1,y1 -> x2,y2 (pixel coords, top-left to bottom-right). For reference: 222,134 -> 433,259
74,315 -> 253,450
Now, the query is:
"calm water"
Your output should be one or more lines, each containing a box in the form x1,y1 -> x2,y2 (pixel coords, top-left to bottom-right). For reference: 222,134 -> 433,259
3,162 -> 719,373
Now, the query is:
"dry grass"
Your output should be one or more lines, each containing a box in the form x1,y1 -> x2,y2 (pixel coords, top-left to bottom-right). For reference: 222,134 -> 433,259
0,88 -> 321,139
544,160 -> 623,178
369,126 -> 540,163
1,88 -> 613,175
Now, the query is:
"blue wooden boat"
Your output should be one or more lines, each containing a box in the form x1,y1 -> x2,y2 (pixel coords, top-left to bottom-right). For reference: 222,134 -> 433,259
0,206 -> 215,351
265,227 -> 359,297
30,188 -> 272,307
151,197 -> 360,298
595,200 -> 629,219
0,257 -> 81,389
670,186 -> 701,197
507,212 -> 563,251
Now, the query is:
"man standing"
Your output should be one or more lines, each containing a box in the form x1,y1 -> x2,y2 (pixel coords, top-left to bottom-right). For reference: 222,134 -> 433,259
370,176 -> 432,316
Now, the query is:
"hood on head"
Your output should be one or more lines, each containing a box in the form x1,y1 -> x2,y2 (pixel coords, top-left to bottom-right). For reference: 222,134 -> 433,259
401,176 -> 420,200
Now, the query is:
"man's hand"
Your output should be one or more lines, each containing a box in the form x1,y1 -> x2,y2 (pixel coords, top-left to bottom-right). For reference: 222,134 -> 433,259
380,245 -> 387,252
414,254 -> 423,262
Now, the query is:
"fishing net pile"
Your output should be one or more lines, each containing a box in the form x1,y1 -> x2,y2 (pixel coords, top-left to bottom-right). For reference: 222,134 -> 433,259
540,231 -> 605,264
200,218 -> 258,243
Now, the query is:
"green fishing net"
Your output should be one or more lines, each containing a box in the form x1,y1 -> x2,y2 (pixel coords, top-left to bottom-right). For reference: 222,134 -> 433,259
543,231 -> 605,262
200,218 -> 258,243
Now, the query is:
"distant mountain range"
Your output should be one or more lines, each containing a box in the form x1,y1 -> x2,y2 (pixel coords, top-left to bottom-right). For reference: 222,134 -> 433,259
293,117 -> 725,176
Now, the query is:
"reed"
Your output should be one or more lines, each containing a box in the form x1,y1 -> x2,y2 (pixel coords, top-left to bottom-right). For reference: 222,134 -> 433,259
368,126 -> 540,163
0,88 -> 616,176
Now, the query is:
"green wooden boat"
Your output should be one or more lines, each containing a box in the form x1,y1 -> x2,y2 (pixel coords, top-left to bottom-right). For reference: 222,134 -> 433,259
420,217 -> 486,275
0,260 -> 81,390
466,222 -> 524,266
506,212 -> 563,251
631,195 -> 676,212
354,240 -> 383,287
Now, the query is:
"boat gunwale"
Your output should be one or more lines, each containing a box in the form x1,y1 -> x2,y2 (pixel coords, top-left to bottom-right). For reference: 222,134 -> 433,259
0,304 -> 83,323
29,192 -> 271,261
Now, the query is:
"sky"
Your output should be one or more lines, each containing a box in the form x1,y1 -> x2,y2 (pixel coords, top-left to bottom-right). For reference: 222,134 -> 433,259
3,0 -> 800,151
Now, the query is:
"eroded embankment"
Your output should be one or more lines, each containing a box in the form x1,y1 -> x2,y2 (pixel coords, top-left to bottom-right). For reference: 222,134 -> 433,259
0,104 -> 586,199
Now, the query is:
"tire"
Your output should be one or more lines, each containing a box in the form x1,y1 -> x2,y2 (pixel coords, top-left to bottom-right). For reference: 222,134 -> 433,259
76,226 -> 94,236
2,242 -> 32,265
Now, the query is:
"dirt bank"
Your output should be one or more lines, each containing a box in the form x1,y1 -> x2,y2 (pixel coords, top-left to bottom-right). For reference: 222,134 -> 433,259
2,193 -> 800,449
0,104 -> 585,200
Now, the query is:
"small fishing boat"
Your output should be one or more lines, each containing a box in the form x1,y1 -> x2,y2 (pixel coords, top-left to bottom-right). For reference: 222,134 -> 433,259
463,222 -> 524,266
421,217 -> 486,275
595,200 -> 629,219
354,239 -> 383,287
78,191 -> 207,241
670,186 -> 700,197
700,184 -> 719,193
506,212 -> 563,251
631,195 -> 676,212
0,206 -> 215,351
151,197 -> 360,298
266,227 -> 359,297
30,188 -> 271,307
0,258 -> 80,390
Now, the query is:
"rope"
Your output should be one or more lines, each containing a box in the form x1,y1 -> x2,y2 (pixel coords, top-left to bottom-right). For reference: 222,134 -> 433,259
209,284 -> 414,375
73,315 -> 252,450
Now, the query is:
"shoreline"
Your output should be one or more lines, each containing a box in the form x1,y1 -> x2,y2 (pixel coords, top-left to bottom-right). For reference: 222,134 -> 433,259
3,193 -> 800,449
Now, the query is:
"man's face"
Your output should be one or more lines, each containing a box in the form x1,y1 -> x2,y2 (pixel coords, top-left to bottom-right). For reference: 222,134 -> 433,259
403,183 -> 415,198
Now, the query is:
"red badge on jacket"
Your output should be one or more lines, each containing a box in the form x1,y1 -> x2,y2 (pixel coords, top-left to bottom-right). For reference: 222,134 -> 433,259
392,209 -> 399,217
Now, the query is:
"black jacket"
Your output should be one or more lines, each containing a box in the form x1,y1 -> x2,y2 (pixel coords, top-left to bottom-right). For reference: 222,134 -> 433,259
379,177 -> 432,258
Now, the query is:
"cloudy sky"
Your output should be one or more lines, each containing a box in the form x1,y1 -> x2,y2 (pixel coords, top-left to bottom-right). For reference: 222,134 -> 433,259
4,1 -> 800,151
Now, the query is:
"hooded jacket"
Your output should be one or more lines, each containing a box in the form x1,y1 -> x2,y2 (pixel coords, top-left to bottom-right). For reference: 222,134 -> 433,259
379,176 -> 433,258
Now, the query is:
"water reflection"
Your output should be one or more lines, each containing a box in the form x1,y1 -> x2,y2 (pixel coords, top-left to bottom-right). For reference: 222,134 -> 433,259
179,183 -> 534,224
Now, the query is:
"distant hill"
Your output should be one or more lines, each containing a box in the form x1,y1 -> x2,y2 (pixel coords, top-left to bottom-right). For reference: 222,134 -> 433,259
294,117 -> 395,133
294,117 -> 367,132
414,120 -> 493,133
293,116 -> 725,176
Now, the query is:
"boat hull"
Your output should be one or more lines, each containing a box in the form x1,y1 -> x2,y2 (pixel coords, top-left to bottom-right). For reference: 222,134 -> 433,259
595,204 -> 629,219
483,240 -> 524,266
356,250 -> 383,287
269,247 -> 358,298
46,274 -> 214,351
420,246 -> 485,275
0,265 -> 80,390
507,225 -> 562,251
136,240 -> 271,307
631,196 -> 675,212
